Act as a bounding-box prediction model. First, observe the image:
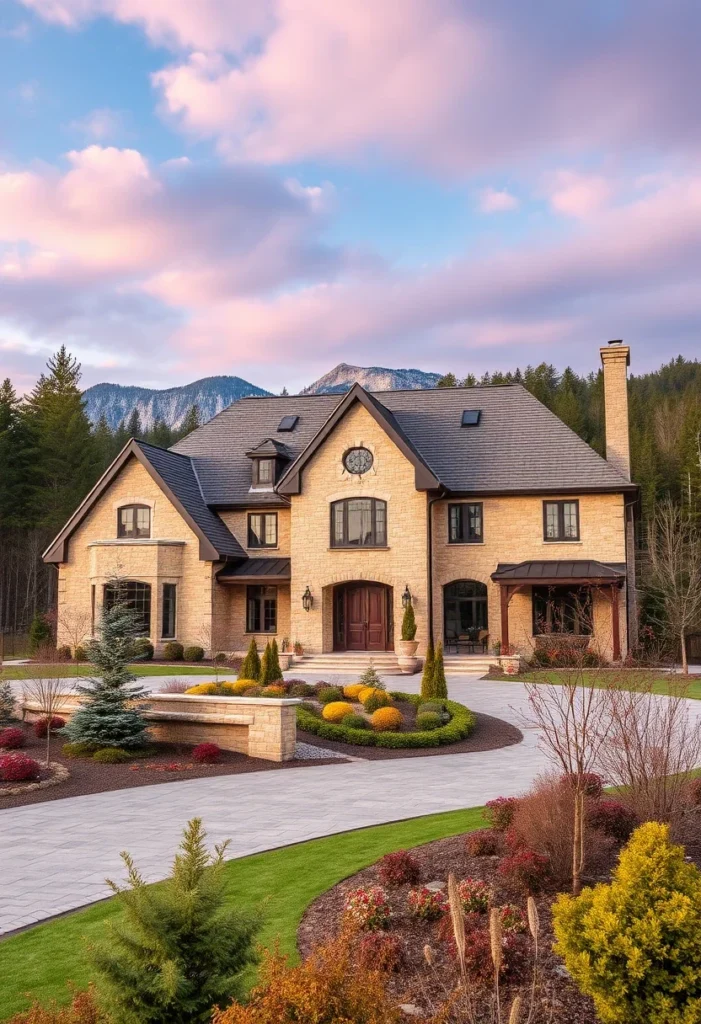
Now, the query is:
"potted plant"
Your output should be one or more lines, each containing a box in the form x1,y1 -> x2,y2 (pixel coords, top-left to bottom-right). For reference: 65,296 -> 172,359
293,639 -> 304,658
397,602 -> 420,673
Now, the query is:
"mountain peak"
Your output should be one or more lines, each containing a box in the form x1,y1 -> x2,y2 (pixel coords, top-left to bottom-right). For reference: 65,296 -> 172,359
301,363 -> 442,395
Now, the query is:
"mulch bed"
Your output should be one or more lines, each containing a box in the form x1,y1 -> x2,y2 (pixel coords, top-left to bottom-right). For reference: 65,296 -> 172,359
298,710 -> 522,759
299,832 -> 601,1023
0,725 -> 345,810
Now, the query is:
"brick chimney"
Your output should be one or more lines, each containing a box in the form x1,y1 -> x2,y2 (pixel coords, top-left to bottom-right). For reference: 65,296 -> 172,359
600,340 -> 631,481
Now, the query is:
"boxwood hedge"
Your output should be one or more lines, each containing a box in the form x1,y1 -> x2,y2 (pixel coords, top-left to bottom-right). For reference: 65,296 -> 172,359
296,692 -> 476,749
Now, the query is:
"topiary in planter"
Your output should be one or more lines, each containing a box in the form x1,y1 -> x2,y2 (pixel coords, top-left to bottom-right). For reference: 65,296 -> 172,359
0,752 -> 41,782
163,641 -> 184,661
371,706 -> 404,732
416,711 -> 442,731
0,727 -> 25,749
192,742 -> 221,764
34,716 -> 66,738
93,747 -> 131,764
401,602 -> 417,641
322,701 -> 355,723
183,645 -> 205,662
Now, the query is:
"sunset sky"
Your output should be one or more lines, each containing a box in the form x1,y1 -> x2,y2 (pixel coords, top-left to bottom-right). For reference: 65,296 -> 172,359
1,0 -> 700,393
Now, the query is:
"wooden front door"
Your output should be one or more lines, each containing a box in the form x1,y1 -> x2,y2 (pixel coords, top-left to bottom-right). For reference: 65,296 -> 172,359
341,584 -> 388,651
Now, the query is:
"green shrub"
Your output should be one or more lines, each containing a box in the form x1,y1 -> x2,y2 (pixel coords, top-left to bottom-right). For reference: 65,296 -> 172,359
416,711 -> 442,731
239,639 -> 261,682
93,747 -> 131,764
183,645 -> 204,662
553,821 -> 701,1024
342,713 -> 370,730
162,641 -> 184,661
57,644 -> 72,661
289,682 -> 314,698
318,685 -> 344,704
74,645 -> 88,663
28,613 -> 52,653
420,640 -> 435,699
0,681 -> 16,722
132,637 -> 154,661
432,642 -> 447,699
401,602 -> 417,641
363,691 -> 392,713
62,740 -> 101,758
358,664 -> 385,690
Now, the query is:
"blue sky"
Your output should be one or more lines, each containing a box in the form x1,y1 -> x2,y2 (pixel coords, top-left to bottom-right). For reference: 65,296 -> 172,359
1,0 -> 700,393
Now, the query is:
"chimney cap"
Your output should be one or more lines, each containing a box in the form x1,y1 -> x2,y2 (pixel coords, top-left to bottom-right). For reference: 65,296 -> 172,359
608,339 -> 623,346
600,340 -> 630,366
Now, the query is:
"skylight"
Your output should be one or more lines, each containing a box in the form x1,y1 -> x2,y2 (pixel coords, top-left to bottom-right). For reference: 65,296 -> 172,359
277,415 -> 299,432
461,409 -> 481,427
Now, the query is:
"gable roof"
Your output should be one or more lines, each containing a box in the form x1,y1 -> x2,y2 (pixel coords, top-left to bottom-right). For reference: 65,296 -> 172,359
43,439 -> 245,564
245,438 -> 294,459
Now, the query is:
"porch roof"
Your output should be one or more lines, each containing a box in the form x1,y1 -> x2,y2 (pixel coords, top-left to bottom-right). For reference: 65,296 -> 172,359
216,557 -> 291,584
491,560 -> 626,586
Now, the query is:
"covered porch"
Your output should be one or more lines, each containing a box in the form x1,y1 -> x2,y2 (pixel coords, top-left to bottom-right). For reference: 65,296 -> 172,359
491,559 -> 626,662
215,557 -> 291,654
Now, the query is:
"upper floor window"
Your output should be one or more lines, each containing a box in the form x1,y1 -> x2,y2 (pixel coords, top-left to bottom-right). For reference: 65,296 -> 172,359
252,459 -> 275,487
449,503 -> 483,543
248,512 -> 278,548
118,504 -> 151,539
103,580 -> 151,635
331,498 -> 387,548
543,500 -> 579,541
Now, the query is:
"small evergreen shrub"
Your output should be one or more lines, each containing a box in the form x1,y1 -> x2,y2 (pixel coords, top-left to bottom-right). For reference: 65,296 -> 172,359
343,887 -> 391,931
322,701 -> 354,723
401,602 -> 417,641
183,645 -> 204,662
363,691 -> 392,713
62,741 -> 100,758
416,711 -> 442,731
466,828 -> 501,856
485,796 -> 520,831
420,640 -> 435,700
432,642 -> 448,700
553,822 -> 701,1024
357,685 -> 379,704
317,685 -> 344,704
93,747 -> 131,764
239,639 -> 261,682
74,646 -> 87,663
0,727 -> 25,749
588,798 -> 639,842
289,682 -> 314,698
498,849 -> 551,893
377,850 -> 421,886
0,680 -> 17,721
342,713 -> 370,730
417,700 -> 447,716
358,664 -> 385,691
162,641 -> 184,661
34,716 -> 65,738
371,706 -> 403,731
0,752 -> 41,782
185,683 -> 218,695
267,639 -> 283,682
407,886 -> 447,920
192,742 -> 221,764
131,638 -> 154,661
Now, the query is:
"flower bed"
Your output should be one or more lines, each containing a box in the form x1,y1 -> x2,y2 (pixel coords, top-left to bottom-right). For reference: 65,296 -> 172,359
297,692 -> 476,749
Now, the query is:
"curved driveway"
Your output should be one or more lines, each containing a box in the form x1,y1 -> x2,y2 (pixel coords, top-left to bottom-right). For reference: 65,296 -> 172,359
0,675 -> 548,935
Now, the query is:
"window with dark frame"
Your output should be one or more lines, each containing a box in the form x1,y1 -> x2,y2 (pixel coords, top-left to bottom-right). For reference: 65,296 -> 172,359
532,585 -> 592,636
330,498 -> 387,548
103,581 -> 151,635
246,585 -> 277,633
253,459 -> 275,486
161,583 -> 176,639
248,512 -> 278,548
91,584 -> 96,636
117,504 -> 151,538
543,500 -> 580,541
448,503 -> 483,543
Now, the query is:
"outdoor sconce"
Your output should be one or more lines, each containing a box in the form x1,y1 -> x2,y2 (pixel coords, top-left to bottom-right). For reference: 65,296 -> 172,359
402,584 -> 412,609
302,586 -> 313,612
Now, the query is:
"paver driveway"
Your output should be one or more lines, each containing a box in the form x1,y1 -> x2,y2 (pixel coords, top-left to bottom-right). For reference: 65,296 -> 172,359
0,675 -> 544,935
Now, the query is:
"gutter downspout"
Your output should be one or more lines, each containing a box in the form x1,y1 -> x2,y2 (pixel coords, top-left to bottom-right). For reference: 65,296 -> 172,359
427,489 -> 447,646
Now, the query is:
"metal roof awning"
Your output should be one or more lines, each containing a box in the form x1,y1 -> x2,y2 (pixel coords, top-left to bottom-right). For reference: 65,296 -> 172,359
491,560 -> 626,586
217,557 -> 291,584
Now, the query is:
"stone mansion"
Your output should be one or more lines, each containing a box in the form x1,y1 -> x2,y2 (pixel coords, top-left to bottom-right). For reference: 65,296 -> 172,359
46,342 -> 637,665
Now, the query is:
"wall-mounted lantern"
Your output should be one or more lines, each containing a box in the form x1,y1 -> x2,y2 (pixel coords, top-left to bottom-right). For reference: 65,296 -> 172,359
302,586 -> 313,612
402,584 -> 412,610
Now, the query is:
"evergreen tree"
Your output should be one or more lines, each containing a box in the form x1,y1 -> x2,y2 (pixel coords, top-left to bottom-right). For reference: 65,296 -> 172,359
420,639 -> 435,699
436,372 -> 458,388
126,408 -> 143,439
66,594 -> 149,749
179,403 -> 200,438
113,419 -> 130,452
28,612 -> 52,653
401,601 -> 417,641
0,680 -> 16,721
149,418 -> 172,450
259,641 -> 272,684
91,818 -> 258,1024
358,662 -> 385,690
239,638 -> 261,681
268,638 -> 283,681
462,373 -> 477,387
0,378 -> 37,529
93,413 -> 116,470
432,641 -> 448,699
280,386 -> 289,396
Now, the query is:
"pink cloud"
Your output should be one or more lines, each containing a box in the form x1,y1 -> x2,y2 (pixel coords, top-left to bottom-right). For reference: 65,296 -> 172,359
546,169 -> 612,218
478,187 -> 519,213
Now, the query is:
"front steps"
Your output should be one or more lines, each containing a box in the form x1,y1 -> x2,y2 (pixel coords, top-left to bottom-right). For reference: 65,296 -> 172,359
289,652 -> 499,677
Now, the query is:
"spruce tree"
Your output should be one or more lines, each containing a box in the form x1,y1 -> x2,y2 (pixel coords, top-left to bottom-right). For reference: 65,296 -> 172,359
126,408 -> 143,439
0,681 -> 16,721
93,413 -> 116,470
28,612 -> 52,653
420,639 -> 435,699
179,404 -> 200,438
91,818 -> 258,1024
65,594 -> 149,749
436,372 -> 458,388
113,419 -> 130,452
358,662 -> 385,690
432,641 -> 448,699
239,638 -> 260,681
149,418 -> 172,450
268,638 -> 282,681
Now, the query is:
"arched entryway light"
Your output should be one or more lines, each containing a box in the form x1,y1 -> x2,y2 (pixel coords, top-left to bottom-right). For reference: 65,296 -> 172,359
302,586 -> 313,612
402,584 -> 412,610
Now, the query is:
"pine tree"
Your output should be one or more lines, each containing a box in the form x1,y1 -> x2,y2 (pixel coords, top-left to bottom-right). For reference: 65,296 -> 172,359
462,373 -> 476,387
280,387 -> 289,396
179,404 -> 200,438
436,372 -> 458,388
259,641 -> 272,684
149,418 -> 172,450
113,419 -> 130,452
65,594 -> 149,749
91,818 -> 258,1024
0,378 -> 37,529
239,638 -> 260,681
93,413 -> 116,470
432,641 -> 448,699
268,638 -> 283,681
28,612 -> 52,653
126,408 -> 143,439
420,639 -> 435,699
0,681 -> 16,721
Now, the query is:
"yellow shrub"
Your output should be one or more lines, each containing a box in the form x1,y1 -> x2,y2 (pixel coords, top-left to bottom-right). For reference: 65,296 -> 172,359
230,679 -> 258,695
358,686 -> 384,704
344,683 -> 366,700
184,683 -> 217,695
322,701 -> 355,723
218,681 -> 238,694
371,706 -> 404,732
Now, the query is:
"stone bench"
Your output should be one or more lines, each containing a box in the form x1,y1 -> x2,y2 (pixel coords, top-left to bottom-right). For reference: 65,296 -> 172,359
22,692 -> 300,763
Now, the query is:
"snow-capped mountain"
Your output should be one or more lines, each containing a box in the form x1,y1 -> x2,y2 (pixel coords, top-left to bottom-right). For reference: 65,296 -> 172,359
83,376 -> 271,430
301,363 -> 442,394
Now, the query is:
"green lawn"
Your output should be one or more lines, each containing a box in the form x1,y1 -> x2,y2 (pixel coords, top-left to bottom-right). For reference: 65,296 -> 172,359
0,663 -> 237,681
493,668 -> 701,700
0,807 -> 484,1020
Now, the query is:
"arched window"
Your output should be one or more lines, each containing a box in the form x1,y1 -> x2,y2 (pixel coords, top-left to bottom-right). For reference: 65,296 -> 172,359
117,504 -> 151,539
330,498 -> 387,548
104,581 -> 152,635
444,580 -> 488,644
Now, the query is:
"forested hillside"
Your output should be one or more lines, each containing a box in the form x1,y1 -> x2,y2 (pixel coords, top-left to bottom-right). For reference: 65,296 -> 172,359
1,348 -> 699,642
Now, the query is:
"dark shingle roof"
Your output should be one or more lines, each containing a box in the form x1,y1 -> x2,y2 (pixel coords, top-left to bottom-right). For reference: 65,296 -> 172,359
245,438 -> 294,459
217,557 -> 291,581
172,384 -> 632,505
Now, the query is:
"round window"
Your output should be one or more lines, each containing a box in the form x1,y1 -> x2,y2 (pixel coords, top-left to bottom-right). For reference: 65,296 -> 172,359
343,447 -> 373,475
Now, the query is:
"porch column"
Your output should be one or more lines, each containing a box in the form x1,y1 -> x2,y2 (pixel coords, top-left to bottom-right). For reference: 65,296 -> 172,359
610,583 -> 621,661
499,585 -> 510,652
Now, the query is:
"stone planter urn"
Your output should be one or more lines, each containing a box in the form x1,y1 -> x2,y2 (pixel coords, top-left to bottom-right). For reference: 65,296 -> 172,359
397,640 -> 419,658
279,652 -> 293,671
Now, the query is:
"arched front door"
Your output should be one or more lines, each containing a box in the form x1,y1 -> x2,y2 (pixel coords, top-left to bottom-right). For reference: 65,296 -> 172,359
443,580 -> 488,646
334,582 -> 393,651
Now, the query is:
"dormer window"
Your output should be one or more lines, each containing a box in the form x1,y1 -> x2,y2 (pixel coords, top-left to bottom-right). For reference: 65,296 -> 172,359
118,504 -> 151,539
253,459 -> 275,486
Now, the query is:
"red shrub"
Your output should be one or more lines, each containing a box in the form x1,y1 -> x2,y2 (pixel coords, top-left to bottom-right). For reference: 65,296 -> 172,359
34,717 -> 66,739
192,743 -> 221,764
498,849 -> 551,894
438,914 -> 521,983
560,772 -> 603,798
0,727 -> 25,749
687,778 -> 701,807
0,753 -> 41,782
355,931 -> 406,973
376,850 -> 421,886
484,796 -> 519,831
466,828 -> 501,856
588,798 -> 639,841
